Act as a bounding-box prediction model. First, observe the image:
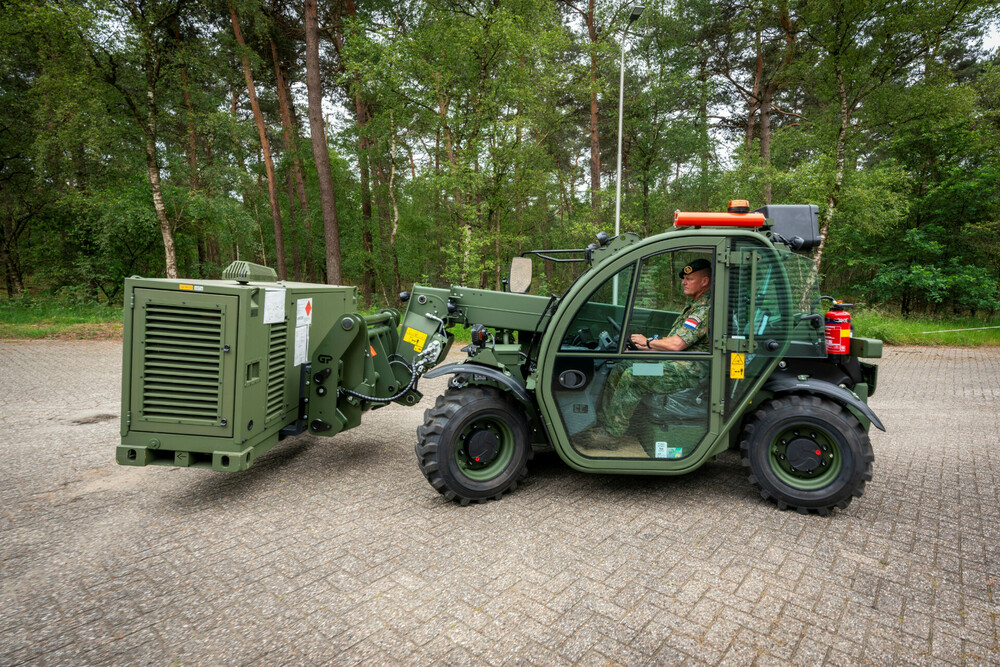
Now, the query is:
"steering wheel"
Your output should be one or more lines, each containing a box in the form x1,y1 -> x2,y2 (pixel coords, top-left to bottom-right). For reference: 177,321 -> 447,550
607,316 -> 640,351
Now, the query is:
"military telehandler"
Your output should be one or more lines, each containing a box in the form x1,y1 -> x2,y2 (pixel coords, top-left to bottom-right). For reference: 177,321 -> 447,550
117,202 -> 882,514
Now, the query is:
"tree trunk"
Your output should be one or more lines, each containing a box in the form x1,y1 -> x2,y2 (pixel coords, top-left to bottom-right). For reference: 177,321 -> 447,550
271,38 -> 313,281
760,84 -> 773,204
173,28 -> 200,192
436,82 -> 469,283
285,173 -> 301,280
146,134 -> 177,279
697,54 -> 711,210
288,99 -> 315,281
304,0 -> 342,284
350,60 -> 376,304
143,78 -> 177,279
642,177 -> 650,237
387,130 -> 403,297
745,31 -> 764,151
586,0 -> 601,227
231,5 -> 284,278
814,66 -> 850,271
0,218 -> 25,297
330,9 -> 376,302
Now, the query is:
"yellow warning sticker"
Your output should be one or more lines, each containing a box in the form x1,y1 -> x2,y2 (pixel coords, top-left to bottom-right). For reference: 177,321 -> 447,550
730,352 -> 745,379
179,284 -> 193,291
403,327 -> 427,353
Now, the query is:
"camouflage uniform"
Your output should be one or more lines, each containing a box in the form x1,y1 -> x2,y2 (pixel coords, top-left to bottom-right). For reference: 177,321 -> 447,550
599,291 -> 711,437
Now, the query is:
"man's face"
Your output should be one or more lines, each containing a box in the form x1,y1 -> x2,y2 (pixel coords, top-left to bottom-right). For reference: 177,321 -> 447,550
681,269 -> 711,299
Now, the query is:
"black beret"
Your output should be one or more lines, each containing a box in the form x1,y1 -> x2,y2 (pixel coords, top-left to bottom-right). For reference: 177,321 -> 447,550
679,258 -> 712,278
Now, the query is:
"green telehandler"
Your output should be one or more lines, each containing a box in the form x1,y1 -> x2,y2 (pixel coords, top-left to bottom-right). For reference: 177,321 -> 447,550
118,203 -> 882,514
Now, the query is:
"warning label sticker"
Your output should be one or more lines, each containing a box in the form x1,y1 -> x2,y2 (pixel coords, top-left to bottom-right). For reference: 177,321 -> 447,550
403,327 -> 427,352
296,298 -> 313,326
730,352 -> 745,379
655,442 -> 684,459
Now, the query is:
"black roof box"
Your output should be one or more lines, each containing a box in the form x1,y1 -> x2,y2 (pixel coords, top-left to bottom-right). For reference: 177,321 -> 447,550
754,204 -> 820,251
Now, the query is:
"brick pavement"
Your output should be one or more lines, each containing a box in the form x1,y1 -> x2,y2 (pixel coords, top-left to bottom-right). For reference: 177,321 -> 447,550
0,341 -> 998,665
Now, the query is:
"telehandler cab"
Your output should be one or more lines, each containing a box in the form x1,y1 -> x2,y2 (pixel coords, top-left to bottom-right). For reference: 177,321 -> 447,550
116,202 -> 882,515
398,202 -> 883,514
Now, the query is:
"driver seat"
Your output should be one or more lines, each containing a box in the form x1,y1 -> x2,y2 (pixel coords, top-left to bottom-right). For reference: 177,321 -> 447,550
642,373 -> 711,425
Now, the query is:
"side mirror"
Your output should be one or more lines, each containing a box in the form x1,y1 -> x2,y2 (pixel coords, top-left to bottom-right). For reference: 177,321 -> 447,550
508,257 -> 532,293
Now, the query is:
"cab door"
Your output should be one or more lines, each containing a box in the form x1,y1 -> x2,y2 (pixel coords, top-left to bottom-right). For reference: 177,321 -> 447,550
535,238 -> 726,472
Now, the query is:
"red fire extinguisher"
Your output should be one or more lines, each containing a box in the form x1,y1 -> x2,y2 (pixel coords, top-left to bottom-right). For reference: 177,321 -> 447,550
824,301 -> 852,357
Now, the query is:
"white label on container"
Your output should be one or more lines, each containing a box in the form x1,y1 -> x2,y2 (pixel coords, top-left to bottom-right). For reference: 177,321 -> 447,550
296,298 -> 313,326
294,325 -> 309,366
263,288 -> 286,324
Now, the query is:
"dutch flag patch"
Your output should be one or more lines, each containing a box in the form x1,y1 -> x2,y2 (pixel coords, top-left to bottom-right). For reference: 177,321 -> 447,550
683,316 -> 701,330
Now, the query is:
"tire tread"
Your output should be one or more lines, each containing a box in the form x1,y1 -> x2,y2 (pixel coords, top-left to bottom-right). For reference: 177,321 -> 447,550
739,393 -> 874,515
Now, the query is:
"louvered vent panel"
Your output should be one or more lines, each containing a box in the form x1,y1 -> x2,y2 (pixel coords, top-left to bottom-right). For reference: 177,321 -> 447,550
266,321 -> 287,423
141,303 -> 223,424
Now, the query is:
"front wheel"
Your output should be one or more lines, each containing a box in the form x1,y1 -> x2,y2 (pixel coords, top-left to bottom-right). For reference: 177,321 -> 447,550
740,394 -> 874,515
416,387 -> 531,505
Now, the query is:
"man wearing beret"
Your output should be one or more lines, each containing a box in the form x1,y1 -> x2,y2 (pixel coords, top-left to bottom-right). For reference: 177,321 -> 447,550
627,257 -> 712,353
578,258 -> 712,451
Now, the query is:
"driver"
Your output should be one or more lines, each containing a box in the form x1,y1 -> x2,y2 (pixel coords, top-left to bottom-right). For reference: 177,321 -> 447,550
578,259 -> 712,449
628,258 -> 711,353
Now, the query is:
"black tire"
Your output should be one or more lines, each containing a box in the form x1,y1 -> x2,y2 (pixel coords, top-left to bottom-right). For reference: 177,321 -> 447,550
739,394 -> 874,515
416,387 -> 531,505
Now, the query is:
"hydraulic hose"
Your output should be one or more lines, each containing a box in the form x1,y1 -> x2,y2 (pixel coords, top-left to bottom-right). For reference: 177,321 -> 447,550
337,340 -> 443,404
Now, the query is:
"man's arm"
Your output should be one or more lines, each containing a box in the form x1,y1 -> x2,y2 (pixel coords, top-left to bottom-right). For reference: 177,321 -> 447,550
630,299 -> 709,351
631,334 -> 688,351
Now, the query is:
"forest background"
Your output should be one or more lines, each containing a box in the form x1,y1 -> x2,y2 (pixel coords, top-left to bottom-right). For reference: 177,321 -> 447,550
2,0 -> 999,323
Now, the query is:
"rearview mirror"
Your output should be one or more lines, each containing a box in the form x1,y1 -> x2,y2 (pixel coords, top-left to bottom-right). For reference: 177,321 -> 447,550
508,257 -> 532,293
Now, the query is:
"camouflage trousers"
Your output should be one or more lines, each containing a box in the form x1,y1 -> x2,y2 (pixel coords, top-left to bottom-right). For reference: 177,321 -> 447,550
598,359 -> 704,437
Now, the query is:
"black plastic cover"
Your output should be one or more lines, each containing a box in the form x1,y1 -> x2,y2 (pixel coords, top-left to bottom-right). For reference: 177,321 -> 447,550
754,204 -> 820,250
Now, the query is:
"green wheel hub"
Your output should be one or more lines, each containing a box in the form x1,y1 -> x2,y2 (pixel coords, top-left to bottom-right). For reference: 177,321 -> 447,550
768,425 -> 842,490
456,417 -> 515,481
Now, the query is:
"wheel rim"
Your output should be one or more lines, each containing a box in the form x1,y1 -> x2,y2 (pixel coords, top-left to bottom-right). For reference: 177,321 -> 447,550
456,416 -> 515,481
768,424 -> 843,490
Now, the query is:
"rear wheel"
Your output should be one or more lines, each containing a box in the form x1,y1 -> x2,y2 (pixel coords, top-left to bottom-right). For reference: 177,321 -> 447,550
416,387 -> 530,505
739,394 -> 873,515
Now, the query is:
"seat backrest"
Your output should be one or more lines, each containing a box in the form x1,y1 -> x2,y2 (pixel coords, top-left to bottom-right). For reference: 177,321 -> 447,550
643,372 -> 711,425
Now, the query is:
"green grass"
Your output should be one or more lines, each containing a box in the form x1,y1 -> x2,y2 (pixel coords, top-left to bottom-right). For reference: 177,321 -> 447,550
3,298 -> 997,346
0,300 -> 123,339
852,310 -> 1000,346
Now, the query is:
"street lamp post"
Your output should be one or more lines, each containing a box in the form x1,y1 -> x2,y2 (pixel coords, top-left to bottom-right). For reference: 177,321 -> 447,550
613,5 -> 643,305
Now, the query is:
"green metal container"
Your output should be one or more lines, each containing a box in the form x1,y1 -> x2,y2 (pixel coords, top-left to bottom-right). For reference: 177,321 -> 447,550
118,271 -> 359,471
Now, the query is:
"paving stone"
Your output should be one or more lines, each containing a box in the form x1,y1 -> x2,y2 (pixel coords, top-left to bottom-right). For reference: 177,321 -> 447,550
2,342 -> 999,664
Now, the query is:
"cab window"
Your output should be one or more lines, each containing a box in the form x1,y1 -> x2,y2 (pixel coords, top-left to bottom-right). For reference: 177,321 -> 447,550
559,264 -> 634,353
626,249 -> 713,354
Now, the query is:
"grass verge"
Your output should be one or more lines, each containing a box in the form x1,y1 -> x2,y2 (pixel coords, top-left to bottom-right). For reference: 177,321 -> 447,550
0,301 -> 124,339
852,310 -> 1000,346
0,300 -> 471,342
2,300 -> 996,346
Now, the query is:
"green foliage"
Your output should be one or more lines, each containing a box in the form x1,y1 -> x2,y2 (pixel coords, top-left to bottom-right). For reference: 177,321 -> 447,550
0,0 -> 996,332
